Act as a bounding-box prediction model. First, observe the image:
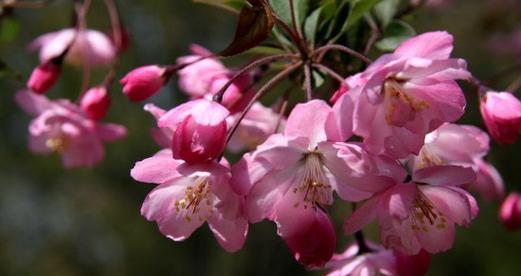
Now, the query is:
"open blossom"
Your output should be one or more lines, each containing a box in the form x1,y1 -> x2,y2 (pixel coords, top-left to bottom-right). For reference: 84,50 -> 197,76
29,28 -> 116,67
336,31 -> 470,158
234,100 -> 405,266
27,61 -> 61,94
120,65 -> 167,102
344,164 -> 478,255
326,242 -> 397,276
177,44 -> 252,113
227,102 -> 283,152
80,86 -> 111,120
15,90 -> 126,168
499,192 -> 521,231
131,151 -> 248,252
158,99 -> 229,164
480,91 -> 521,144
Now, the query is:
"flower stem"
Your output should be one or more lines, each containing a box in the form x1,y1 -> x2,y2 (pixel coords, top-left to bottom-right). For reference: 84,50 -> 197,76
312,63 -> 346,84
303,61 -> 313,101
313,44 -> 372,64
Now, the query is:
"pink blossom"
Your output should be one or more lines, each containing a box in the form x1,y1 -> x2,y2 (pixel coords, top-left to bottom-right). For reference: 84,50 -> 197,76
336,31 -> 470,158
158,99 -> 229,164
15,90 -> 126,168
131,152 -> 248,252
120,65 -> 167,102
177,44 -> 252,112
395,249 -> 430,276
480,91 -> 521,144
143,103 -> 172,148
29,28 -> 116,67
326,242 -> 397,276
80,86 -> 111,120
227,102 -> 283,153
499,192 -> 521,231
344,166 -> 478,255
471,159 -> 504,201
27,61 -> 61,94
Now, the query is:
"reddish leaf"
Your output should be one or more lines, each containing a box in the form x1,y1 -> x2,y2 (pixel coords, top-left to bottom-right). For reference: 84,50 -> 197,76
219,0 -> 275,56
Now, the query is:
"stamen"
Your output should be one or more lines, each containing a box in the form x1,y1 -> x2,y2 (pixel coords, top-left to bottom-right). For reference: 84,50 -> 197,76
45,136 -> 69,153
174,177 -> 213,222
293,152 -> 331,208
383,78 -> 429,125
416,146 -> 444,169
410,193 -> 447,232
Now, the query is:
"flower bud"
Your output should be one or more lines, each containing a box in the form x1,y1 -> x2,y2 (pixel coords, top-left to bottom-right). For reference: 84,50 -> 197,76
480,91 -> 521,144
395,249 -> 431,276
499,192 -> 521,231
158,99 -> 229,164
80,86 -> 111,120
27,61 -> 61,94
120,65 -> 167,102
283,210 -> 336,269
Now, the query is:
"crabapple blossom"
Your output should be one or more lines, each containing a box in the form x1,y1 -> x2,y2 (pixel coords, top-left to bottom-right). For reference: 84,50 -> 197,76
29,28 -> 116,67
395,249 -> 431,276
326,242 -> 397,276
120,65 -> 167,102
158,99 -> 229,164
27,61 -> 61,94
336,31 -> 470,158
80,86 -> 111,121
131,151 -> 248,252
15,90 -> 126,168
480,91 -> 521,144
499,192 -> 521,231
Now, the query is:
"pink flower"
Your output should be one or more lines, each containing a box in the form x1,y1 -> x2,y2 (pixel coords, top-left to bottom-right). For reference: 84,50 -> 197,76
480,91 -> 521,144
326,242 -> 397,276
15,90 -> 126,168
337,31 -> 470,158
471,159 -> 504,201
29,28 -> 116,67
278,205 -> 336,268
227,102 -> 283,153
27,61 -> 61,94
131,151 -> 248,252
80,86 -> 111,120
143,103 -> 172,149
499,192 -> 521,231
158,99 -> 229,164
395,249 -> 430,276
120,65 -> 167,102
344,166 -> 478,254
177,44 -> 252,112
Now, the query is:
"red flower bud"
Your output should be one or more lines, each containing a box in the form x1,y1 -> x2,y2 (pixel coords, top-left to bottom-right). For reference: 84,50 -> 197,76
27,62 -> 61,94
500,192 -> 521,231
80,86 -> 111,120
120,65 -> 166,102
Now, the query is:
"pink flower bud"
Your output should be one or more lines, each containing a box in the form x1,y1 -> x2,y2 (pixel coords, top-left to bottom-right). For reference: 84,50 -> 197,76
395,249 -> 431,276
27,61 -> 60,94
500,192 -> 521,231
158,99 -> 229,164
283,210 -> 336,269
120,65 -> 166,102
80,86 -> 111,120
480,91 -> 521,144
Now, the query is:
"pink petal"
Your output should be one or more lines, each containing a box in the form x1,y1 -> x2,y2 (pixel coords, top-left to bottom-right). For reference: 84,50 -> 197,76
15,90 -> 53,116
131,149 -> 183,184
343,195 -> 379,235
96,123 -> 127,142
395,31 -> 454,60
284,100 -> 332,148
413,165 -> 476,186
208,214 -> 248,252
420,185 -> 476,226
326,93 -> 354,142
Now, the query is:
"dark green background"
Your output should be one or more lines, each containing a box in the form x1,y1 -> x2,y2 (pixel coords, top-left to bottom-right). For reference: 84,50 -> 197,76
0,0 -> 520,275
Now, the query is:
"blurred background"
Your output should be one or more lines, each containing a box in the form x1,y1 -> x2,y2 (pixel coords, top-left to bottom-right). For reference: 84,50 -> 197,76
0,0 -> 520,275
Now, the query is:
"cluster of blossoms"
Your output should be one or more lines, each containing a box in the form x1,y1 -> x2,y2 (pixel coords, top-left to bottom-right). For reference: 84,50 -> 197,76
13,1 -> 521,275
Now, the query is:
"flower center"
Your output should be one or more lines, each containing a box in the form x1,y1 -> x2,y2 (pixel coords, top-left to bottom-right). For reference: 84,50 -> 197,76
292,152 -> 331,209
416,146 -> 444,169
410,193 -> 447,232
174,177 -> 214,222
45,136 -> 69,153
383,78 -> 429,126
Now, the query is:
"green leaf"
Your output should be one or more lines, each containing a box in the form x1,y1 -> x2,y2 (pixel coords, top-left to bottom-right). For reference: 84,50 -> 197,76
319,0 -> 337,20
219,0 -> 275,56
0,17 -> 20,43
192,0 -> 246,13
345,0 -> 382,30
375,20 -> 416,51
304,8 -> 322,46
268,0 -> 309,26
374,0 -> 400,28
312,69 -> 325,88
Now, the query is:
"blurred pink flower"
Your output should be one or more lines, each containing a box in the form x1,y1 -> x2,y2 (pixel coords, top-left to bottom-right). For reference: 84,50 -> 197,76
29,28 -> 116,67
337,31 -> 470,158
499,192 -> 521,231
326,242 -> 397,276
131,152 -> 248,252
120,65 -> 167,102
158,99 -> 229,164
480,91 -> 521,144
80,86 -> 111,120
15,90 -> 126,168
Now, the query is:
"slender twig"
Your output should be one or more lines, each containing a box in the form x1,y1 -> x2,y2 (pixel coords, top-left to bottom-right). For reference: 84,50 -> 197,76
103,0 -> 122,51
303,62 -> 313,101
313,63 -> 346,84
288,0 -> 304,42
225,62 -> 303,145
314,44 -> 372,64
364,15 -> 381,55
507,75 -> 521,93
354,231 -> 372,255
213,53 -> 297,102
77,0 -> 92,93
